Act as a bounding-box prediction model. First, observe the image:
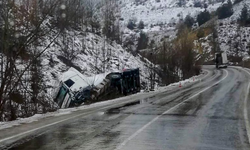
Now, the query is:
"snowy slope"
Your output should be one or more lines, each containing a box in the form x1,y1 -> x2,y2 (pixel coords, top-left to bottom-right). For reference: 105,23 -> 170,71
0,71 -> 206,130
37,0 -> 250,111
41,30 -> 152,97
118,0 -> 224,51
217,0 -> 250,57
44,0 -> 250,98
119,0 -> 250,62
120,0 -> 222,32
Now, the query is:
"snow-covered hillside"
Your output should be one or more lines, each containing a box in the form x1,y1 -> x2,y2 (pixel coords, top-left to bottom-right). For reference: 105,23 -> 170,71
1,0 -> 162,121
20,0 -> 250,99
1,0 -> 248,121
119,0 -> 222,34
42,31 -> 152,96
217,0 -> 250,57
120,0 -> 250,58
118,0 -> 226,53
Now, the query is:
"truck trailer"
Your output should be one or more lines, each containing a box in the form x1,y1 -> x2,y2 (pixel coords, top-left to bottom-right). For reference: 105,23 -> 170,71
215,51 -> 228,68
53,67 -> 141,108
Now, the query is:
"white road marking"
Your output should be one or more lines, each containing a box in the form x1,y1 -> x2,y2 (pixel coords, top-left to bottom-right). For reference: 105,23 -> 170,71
199,69 -> 210,81
0,106 -> 109,144
0,67 -> 217,147
200,69 -> 221,85
0,94 -> 153,145
115,69 -> 229,150
244,82 -> 250,144
237,67 -> 250,144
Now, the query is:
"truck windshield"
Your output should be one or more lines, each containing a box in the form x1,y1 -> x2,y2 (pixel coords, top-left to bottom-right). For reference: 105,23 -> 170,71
56,86 -> 68,107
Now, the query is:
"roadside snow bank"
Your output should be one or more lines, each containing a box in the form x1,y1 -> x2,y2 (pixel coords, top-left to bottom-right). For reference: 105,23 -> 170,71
0,71 -> 207,130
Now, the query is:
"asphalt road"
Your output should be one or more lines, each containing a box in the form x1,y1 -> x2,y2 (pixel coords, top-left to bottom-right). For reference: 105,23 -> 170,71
1,66 -> 250,150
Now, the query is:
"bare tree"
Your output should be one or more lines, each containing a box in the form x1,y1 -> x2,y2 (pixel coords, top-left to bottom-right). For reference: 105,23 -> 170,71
102,0 -> 120,42
83,0 -> 101,33
0,0 -> 60,121
175,27 -> 196,79
156,26 -> 197,85
158,40 -> 179,84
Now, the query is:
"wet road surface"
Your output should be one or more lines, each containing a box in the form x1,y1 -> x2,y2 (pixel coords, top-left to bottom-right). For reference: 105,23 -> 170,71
2,66 -> 250,150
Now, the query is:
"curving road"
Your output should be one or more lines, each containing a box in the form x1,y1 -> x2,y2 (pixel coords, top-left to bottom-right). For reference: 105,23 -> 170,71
1,66 -> 250,150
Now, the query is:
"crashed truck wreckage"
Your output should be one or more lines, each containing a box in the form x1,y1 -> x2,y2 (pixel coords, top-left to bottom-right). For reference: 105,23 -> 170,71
53,67 -> 141,108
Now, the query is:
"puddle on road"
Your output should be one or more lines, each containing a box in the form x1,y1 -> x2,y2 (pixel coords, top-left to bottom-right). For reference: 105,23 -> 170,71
106,98 -> 152,114
106,101 -> 140,114
140,97 -> 151,104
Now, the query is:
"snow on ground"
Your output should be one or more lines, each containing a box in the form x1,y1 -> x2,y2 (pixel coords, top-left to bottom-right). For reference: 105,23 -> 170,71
41,31 -> 152,97
186,0 -> 250,61
119,0 -> 223,55
227,0 -> 250,22
218,23 -> 250,57
156,69 -> 207,92
0,71 -> 207,130
217,0 -> 250,57
195,33 -> 215,62
120,0 -> 222,31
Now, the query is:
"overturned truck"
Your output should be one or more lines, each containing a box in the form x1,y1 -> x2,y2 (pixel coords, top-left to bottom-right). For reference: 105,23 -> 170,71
54,68 -> 140,108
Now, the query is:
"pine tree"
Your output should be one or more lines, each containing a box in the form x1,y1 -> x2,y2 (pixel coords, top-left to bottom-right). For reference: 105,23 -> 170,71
30,56 -> 44,114
239,4 -> 249,26
184,14 -> 195,28
197,10 -> 211,26
137,32 -> 148,52
234,0 -> 243,4
102,0 -> 119,41
138,21 -> 145,30
217,0 -> 234,19
127,18 -> 137,30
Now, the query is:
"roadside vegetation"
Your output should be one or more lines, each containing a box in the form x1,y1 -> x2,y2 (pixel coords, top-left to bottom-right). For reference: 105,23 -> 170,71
0,0 -> 121,121
1,0 -> 249,122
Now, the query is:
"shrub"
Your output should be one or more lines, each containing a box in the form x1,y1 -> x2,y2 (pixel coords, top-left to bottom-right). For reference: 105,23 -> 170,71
234,0 -> 243,5
184,14 -> 195,28
238,4 -> 249,26
194,1 -> 202,7
197,29 -> 205,39
137,32 -> 148,51
197,10 -> 211,26
217,0 -> 234,19
138,20 -> 145,29
127,18 -> 137,30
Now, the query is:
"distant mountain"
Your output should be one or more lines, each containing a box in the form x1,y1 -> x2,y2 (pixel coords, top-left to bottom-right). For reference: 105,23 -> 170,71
119,0 -> 250,62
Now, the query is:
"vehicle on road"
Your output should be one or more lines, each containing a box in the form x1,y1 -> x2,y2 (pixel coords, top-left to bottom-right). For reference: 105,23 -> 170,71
215,51 -> 228,68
